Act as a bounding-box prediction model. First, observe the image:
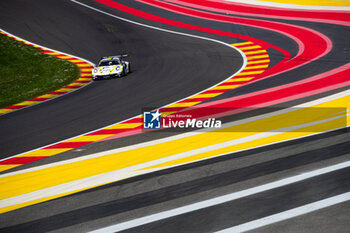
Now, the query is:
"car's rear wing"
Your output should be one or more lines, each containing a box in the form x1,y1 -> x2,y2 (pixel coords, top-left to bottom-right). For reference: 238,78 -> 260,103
101,54 -> 128,60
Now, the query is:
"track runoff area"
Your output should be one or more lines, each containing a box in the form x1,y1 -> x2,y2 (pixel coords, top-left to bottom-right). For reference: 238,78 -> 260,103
1,0 -> 350,232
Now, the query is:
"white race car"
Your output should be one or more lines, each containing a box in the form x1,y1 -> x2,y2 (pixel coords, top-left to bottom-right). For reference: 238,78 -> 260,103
92,55 -> 131,80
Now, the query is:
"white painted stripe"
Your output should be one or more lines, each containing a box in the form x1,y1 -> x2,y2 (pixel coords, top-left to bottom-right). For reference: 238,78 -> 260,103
0,0 -> 246,164
1,89 -> 348,178
215,192 -> 350,233
88,161 -> 350,233
224,0 -> 350,11
0,113 -> 347,210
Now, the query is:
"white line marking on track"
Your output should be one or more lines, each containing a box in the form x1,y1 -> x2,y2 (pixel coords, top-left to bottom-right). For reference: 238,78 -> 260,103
88,161 -> 350,233
215,191 -> 350,233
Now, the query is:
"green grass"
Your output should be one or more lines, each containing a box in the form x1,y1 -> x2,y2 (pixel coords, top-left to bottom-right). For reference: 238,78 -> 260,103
0,33 -> 80,108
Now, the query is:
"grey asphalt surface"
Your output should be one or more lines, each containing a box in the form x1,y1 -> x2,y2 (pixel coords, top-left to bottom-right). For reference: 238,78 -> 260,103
0,0 -> 243,157
0,0 -> 349,232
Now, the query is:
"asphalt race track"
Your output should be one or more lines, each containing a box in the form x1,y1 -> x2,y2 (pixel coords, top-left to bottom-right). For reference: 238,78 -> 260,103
0,0 -> 349,232
0,0 -> 242,157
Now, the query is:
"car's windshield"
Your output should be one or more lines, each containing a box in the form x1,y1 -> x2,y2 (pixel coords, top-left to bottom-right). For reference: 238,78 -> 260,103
99,60 -> 120,66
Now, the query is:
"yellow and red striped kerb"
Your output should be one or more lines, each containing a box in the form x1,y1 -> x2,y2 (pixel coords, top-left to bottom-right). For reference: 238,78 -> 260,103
0,41 -> 269,172
0,30 -> 93,115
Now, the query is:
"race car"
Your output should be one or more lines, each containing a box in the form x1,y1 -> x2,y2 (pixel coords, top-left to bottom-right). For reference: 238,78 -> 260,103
91,55 -> 131,80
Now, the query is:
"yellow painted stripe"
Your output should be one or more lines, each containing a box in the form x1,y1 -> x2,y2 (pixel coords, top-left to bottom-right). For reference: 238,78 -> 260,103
56,88 -> 76,92
81,68 -> 92,72
244,64 -> 269,70
45,52 -> 61,55
14,101 -> 41,106
190,93 -> 223,98
0,109 -> 13,114
210,85 -> 240,90
105,123 -> 143,129
165,102 -> 202,108
38,94 -> 60,98
229,77 -> 254,82
68,82 -> 86,87
246,54 -> 269,60
239,45 -> 261,50
232,42 -> 253,46
66,135 -> 114,142
57,55 -> 72,59
78,77 -> 91,80
247,59 -> 270,65
144,117 -> 345,170
70,59 -> 85,63
77,64 -> 93,67
244,50 -> 266,55
236,70 -> 265,76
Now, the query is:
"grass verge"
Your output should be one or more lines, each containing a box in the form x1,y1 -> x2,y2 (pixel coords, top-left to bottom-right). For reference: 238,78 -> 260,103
0,33 -> 80,108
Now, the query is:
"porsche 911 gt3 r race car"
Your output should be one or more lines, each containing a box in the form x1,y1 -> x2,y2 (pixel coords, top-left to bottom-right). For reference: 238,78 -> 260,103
91,55 -> 131,80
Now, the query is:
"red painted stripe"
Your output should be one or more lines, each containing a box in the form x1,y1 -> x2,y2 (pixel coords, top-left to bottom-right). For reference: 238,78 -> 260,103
29,97 -> 50,101
219,81 -> 247,86
87,128 -> 138,135
239,68 -> 266,73
165,0 -> 350,25
64,85 -> 81,89
65,58 -> 80,61
44,141 -> 93,149
3,105 -> 26,110
179,98 -> 211,102
73,62 -> 90,64
201,90 -> 226,94
0,156 -> 47,165
135,0 -> 331,83
49,91 -> 67,95
75,80 -> 91,83
180,63 -> 350,119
